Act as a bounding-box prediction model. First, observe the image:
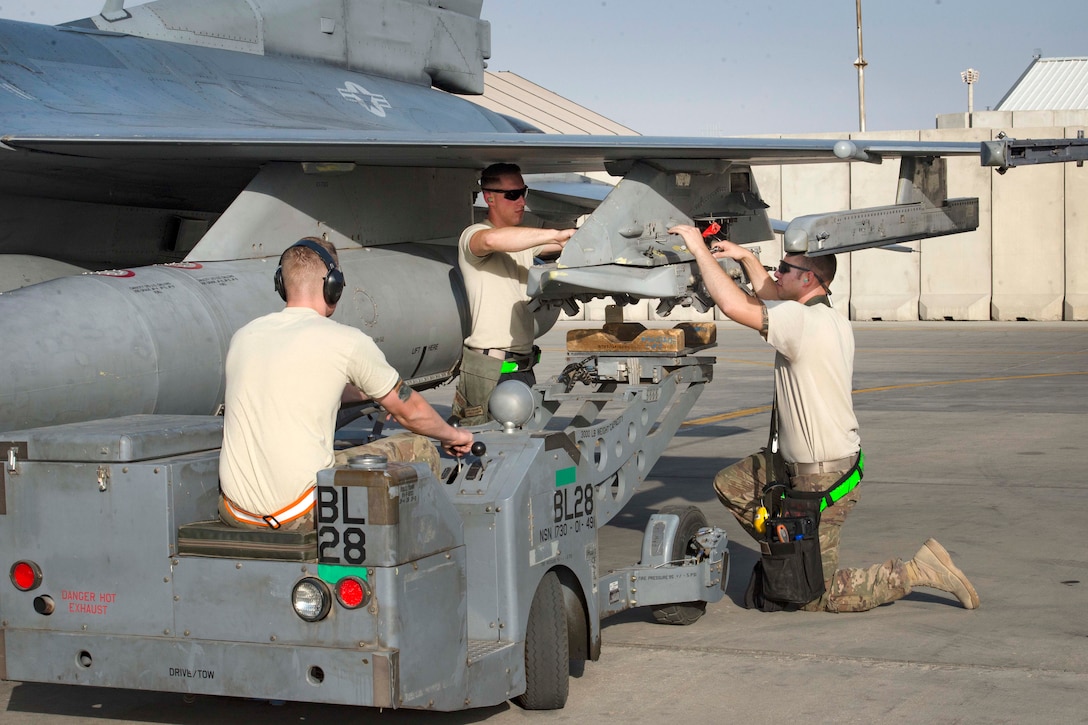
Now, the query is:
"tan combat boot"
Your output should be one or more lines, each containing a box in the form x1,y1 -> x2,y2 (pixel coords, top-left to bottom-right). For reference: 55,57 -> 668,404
904,539 -> 980,609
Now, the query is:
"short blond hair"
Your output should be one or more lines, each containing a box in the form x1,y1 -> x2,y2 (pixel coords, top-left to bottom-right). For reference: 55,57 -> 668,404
280,237 -> 338,298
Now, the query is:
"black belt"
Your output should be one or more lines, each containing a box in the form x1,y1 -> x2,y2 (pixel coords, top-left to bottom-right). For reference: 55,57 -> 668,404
468,345 -> 539,373
785,455 -> 856,476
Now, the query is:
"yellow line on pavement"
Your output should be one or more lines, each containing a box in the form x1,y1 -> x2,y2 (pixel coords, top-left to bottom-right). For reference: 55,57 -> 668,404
682,370 -> 1088,428
684,405 -> 772,426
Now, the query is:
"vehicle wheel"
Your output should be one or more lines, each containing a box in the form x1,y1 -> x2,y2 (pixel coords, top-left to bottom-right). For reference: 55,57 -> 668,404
651,505 -> 709,626
514,570 -> 569,710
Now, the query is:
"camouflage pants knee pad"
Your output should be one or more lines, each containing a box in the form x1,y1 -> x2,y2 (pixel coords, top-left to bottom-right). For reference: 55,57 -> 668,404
712,452 -> 774,540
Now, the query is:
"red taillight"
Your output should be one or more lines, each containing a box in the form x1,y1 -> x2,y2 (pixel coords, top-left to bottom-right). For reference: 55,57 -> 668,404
335,576 -> 370,609
10,561 -> 42,591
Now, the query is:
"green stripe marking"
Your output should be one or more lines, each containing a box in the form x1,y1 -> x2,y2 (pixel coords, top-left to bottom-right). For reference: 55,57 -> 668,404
318,563 -> 367,584
555,466 -> 577,487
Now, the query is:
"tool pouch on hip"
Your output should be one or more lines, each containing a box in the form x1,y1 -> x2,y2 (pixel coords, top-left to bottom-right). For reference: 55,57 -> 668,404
452,348 -> 504,425
745,492 -> 824,610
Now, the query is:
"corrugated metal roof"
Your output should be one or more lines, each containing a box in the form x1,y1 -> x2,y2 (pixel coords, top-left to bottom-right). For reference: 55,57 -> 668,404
996,57 -> 1088,111
460,71 -> 640,136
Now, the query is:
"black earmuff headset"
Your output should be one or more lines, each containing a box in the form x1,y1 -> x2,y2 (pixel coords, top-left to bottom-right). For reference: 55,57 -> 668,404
273,239 -> 345,305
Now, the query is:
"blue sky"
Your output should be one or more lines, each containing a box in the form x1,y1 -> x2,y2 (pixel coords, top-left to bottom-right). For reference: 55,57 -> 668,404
2,0 -> 1084,136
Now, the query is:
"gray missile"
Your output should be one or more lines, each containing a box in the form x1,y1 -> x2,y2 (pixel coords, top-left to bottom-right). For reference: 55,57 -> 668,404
0,245 -> 470,432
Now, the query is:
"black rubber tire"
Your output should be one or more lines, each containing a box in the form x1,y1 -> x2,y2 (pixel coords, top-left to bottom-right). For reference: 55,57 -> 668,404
651,505 -> 709,626
514,571 -> 569,710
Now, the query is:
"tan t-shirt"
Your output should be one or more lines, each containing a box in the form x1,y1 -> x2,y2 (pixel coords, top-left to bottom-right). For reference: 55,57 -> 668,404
766,300 -> 860,464
458,221 -> 540,354
219,307 -> 400,515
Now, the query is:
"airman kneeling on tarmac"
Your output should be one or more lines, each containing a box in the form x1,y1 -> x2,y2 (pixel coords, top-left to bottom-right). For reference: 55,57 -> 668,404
674,224 -> 979,612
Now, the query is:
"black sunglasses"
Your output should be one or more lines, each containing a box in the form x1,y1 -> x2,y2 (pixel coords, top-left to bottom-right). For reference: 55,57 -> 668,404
777,259 -> 811,275
482,186 -> 529,201
778,259 -> 830,291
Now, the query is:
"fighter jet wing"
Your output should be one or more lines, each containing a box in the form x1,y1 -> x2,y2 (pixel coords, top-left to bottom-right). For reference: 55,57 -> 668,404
0,128 -> 987,275
0,13 -> 988,274
0,10 -> 1025,298
1,130 -> 983,172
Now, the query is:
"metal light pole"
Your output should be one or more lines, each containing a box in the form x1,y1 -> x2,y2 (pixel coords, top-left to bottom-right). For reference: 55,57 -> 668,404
961,68 -> 980,121
854,0 -> 868,132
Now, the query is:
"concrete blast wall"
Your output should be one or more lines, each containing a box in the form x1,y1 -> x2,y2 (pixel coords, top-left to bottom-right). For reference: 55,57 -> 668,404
563,121 -> 1086,322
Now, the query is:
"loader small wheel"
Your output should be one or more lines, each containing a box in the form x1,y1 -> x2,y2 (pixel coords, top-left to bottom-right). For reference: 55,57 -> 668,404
514,570 -> 569,709
651,505 -> 709,625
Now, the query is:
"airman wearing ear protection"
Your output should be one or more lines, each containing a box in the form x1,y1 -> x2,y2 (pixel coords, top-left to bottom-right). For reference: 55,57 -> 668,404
219,237 -> 473,531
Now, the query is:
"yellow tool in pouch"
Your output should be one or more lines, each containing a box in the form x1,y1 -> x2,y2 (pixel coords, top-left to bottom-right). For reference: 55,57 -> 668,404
753,506 -> 769,534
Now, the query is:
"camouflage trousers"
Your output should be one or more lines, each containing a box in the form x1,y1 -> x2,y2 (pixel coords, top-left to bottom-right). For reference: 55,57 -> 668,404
220,433 -> 440,532
452,346 -> 536,426
713,452 -> 910,613
335,432 -> 442,480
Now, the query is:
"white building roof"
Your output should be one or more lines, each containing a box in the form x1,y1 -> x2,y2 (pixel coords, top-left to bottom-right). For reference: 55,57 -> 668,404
461,71 -> 639,136
995,57 -> 1088,111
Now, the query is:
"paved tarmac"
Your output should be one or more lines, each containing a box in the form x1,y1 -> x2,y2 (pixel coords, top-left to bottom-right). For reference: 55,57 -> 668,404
2,321 -> 1086,724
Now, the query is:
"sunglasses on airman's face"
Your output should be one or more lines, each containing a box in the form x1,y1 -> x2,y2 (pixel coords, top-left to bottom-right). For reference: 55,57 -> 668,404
777,259 -> 811,275
778,259 -> 830,291
482,186 -> 529,201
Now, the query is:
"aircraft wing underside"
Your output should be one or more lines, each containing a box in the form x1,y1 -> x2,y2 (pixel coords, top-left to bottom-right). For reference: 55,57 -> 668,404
0,132 -> 987,289
1,132 -> 983,174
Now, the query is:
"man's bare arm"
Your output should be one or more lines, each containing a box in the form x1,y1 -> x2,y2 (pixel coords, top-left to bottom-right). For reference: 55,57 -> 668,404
707,240 -> 780,300
671,225 -> 767,332
469,226 -> 574,257
377,382 -> 473,456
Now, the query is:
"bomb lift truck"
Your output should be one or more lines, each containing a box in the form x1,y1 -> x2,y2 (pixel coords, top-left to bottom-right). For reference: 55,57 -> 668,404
0,322 -> 728,711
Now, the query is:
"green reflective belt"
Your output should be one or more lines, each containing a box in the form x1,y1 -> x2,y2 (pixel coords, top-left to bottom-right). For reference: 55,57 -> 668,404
499,349 -> 540,375
817,450 -> 864,512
